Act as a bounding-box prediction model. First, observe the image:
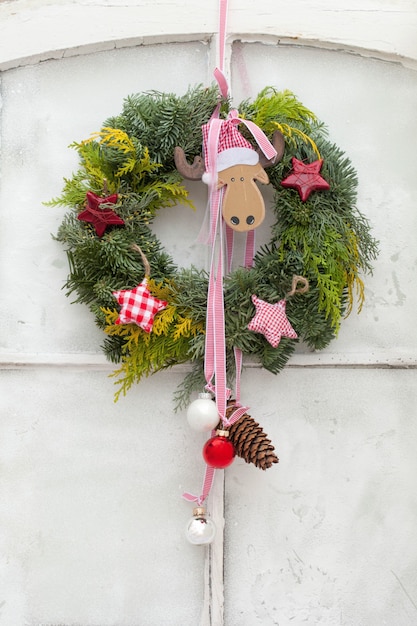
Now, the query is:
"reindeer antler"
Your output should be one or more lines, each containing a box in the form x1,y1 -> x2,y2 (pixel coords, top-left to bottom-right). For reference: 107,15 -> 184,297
174,129 -> 284,180
174,147 -> 205,181
258,130 -> 286,169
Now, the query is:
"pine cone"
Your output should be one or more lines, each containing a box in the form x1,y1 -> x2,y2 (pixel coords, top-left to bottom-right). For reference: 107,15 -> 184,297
225,404 -> 279,470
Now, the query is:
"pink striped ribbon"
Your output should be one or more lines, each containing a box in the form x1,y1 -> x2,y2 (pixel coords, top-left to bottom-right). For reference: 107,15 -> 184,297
182,463 -> 216,506
182,0 -> 270,507
245,229 -> 255,268
226,227 -> 255,271
182,119 -> 228,507
228,108 -> 278,162
213,0 -> 229,98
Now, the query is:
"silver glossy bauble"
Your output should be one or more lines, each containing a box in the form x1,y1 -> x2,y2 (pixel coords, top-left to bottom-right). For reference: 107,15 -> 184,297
185,507 -> 216,545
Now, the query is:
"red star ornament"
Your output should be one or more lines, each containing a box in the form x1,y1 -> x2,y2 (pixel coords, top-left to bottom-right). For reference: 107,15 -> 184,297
112,279 -> 168,333
247,295 -> 297,348
281,158 -> 330,202
78,191 -> 124,237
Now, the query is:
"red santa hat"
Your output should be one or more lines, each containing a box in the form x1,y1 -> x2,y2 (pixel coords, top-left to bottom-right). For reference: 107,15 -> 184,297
201,118 -> 258,184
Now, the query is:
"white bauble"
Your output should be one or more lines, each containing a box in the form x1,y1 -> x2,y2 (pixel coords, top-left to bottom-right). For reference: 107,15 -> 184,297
186,393 -> 219,432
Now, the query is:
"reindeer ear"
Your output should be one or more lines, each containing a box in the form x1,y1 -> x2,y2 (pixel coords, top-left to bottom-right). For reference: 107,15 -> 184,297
254,167 -> 269,185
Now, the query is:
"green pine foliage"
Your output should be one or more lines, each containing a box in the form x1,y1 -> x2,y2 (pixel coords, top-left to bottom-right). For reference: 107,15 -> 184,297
104,85 -> 221,167
50,85 -> 378,408
101,279 -> 205,402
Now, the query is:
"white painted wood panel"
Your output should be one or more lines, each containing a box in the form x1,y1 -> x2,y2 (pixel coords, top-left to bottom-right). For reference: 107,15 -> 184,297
224,368 -> 417,626
0,368 -> 207,625
0,42 -> 213,626
0,1 -> 416,624
230,43 -> 417,360
0,0 -> 416,71
0,42 -> 210,357
223,44 -> 417,624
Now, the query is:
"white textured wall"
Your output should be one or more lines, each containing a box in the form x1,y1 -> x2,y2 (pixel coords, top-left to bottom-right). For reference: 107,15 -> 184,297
0,2 -> 416,625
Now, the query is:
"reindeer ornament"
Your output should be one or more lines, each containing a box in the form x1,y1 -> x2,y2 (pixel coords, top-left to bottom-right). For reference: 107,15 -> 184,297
174,113 -> 285,232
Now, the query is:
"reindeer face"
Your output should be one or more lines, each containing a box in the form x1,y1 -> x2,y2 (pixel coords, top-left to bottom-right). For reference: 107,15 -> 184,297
174,130 -> 286,232
217,164 -> 269,232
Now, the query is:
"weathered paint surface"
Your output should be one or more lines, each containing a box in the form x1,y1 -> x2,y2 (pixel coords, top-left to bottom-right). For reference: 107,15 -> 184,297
0,2 -> 416,624
0,0 -> 416,70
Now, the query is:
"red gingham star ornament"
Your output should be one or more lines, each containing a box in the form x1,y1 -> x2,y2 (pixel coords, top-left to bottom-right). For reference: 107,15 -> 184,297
247,295 -> 297,348
281,158 -> 330,202
78,191 -> 124,237
113,279 -> 168,333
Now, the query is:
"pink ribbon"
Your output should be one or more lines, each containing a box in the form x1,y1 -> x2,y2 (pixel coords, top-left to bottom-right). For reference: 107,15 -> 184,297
182,464 -> 216,506
214,0 -> 229,98
228,108 -> 278,162
204,196 -> 228,422
245,229 -> 256,268
182,0 -> 265,507
214,68 -> 229,101
182,125 -> 228,507
222,348 -> 250,428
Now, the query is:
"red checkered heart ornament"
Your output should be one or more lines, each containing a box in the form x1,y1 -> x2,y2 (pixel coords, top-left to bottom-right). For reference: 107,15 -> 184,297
113,279 -> 167,333
247,295 -> 297,348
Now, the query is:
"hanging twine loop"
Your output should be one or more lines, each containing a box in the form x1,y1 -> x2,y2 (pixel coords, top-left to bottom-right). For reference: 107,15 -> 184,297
286,275 -> 309,299
131,243 -> 151,278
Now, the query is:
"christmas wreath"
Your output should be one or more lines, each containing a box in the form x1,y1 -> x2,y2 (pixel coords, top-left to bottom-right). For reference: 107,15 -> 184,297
50,85 -> 378,409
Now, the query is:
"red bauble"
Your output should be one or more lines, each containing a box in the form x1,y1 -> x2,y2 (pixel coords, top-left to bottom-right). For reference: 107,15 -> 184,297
203,432 -> 235,469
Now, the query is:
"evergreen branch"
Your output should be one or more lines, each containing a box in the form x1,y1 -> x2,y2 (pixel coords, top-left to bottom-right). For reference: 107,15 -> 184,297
50,84 -> 378,404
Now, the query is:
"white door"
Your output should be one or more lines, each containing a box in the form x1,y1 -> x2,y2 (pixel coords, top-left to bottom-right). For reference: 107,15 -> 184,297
1,2 -> 416,624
